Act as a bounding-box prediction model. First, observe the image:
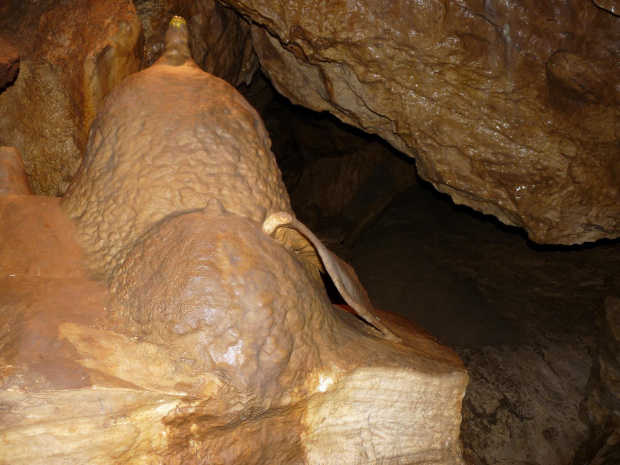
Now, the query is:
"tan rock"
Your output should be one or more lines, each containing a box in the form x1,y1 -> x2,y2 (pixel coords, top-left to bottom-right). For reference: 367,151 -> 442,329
0,194 -> 468,464
134,0 -> 259,85
62,17 -> 291,278
0,146 -> 31,195
0,35 -> 18,89
63,17 -> 400,342
0,0 -> 143,195
14,19 -> 468,461
222,0 -> 620,245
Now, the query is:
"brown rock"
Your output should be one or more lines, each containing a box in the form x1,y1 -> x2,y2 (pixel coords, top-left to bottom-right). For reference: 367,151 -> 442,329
0,196 -> 106,393
134,0 -> 259,85
0,0 -> 143,195
0,193 -> 468,463
63,16 -> 400,346
593,0 -> 620,15
577,297 -> 620,464
222,0 -> 620,245
0,146 -> 31,195
62,17 -> 290,279
0,35 -> 18,89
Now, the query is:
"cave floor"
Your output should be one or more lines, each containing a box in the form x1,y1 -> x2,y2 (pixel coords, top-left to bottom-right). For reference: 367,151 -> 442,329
351,181 -> 620,465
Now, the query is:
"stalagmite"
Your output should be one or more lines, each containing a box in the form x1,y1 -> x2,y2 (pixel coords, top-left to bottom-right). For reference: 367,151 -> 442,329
0,17 -> 468,464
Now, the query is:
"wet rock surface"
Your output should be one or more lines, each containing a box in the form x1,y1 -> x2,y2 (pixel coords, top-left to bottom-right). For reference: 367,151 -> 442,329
593,0 -> 620,15
350,181 -> 620,464
0,0 -> 143,196
223,0 -> 620,245
0,181 -> 467,464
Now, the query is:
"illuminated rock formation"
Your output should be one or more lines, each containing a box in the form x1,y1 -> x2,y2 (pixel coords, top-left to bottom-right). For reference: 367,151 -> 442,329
0,17 -> 468,464
0,0 -> 143,195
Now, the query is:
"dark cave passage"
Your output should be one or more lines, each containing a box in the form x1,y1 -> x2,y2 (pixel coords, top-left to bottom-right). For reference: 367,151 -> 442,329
250,76 -> 620,464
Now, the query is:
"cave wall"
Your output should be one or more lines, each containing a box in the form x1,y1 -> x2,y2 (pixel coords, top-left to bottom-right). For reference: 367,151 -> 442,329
0,0 -> 143,195
221,0 -> 620,245
0,0 -> 257,196
133,0 -> 258,84
0,0 -> 618,245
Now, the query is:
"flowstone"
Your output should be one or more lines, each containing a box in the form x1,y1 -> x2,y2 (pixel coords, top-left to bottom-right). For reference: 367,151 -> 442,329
0,17 -> 468,464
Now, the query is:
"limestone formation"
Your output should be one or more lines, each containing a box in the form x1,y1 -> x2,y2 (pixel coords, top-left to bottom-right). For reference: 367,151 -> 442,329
62,16 -> 290,276
0,11 -> 472,462
63,16 -> 399,341
133,0 -> 259,85
0,33 -> 468,458
0,193 -> 467,463
0,0 -> 143,195
222,0 -> 620,245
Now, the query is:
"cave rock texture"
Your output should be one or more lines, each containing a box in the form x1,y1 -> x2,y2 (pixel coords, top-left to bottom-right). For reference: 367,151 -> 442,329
222,0 -> 620,245
0,18 -> 468,464
0,35 -> 18,89
0,190 -> 468,464
62,17 -> 290,278
133,0 -> 258,84
0,0 -> 259,197
0,0 -> 143,196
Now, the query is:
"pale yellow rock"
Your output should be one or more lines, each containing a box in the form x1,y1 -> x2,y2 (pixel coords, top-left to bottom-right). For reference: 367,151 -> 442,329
0,194 -> 468,464
302,367 -> 466,464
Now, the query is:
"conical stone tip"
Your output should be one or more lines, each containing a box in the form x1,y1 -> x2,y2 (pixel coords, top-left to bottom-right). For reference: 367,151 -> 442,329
170,16 -> 186,28
161,15 -> 192,67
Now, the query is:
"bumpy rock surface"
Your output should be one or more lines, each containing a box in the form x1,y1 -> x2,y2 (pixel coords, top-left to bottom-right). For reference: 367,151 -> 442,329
63,19 -> 290,278
0,0 -> 143,195
103,203 -> 467,463
134,0 -> 258,85
0,193 -> 468,464
0,36 -> 18,89
223,0 -> 620,245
